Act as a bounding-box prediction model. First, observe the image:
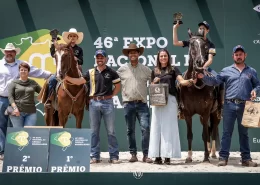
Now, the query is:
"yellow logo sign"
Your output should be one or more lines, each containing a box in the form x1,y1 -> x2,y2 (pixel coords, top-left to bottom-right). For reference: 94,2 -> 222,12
7,131 -> 31,151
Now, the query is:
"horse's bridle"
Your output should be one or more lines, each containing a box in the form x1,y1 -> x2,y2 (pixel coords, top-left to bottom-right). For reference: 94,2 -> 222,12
189,37 -> 208,89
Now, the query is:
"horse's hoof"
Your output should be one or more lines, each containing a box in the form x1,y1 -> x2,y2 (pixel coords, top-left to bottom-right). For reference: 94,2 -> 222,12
185,158 -> 192,163
211,154 -> 217,159
203,159 -> 210,163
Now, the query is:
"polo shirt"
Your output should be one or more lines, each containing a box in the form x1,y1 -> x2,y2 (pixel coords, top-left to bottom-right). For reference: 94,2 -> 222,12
84,66 -> 120,97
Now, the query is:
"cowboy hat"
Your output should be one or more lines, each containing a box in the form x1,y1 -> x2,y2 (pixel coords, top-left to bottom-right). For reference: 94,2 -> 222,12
0,43 -> 21,55
62,28 -> 84,45
122,43 -> 144,56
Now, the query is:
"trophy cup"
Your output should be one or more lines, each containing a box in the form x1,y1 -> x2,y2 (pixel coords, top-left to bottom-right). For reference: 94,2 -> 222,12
49,29 -> 60,42
173,12 -> 183,25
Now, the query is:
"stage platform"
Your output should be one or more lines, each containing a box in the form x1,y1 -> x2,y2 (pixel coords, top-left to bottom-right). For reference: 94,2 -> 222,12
0,152 -> 259,185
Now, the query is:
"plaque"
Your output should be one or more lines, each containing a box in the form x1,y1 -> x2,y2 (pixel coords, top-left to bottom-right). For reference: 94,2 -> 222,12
2,127 -> 50,173
149,83 -> 169,106
47,128 -> 91,173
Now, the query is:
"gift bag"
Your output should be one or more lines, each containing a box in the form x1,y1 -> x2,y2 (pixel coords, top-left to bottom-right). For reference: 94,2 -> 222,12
149,83 -> 169,106
241,101 -> 260,128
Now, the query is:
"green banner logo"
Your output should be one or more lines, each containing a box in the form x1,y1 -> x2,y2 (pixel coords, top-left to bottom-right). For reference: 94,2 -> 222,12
7,131 -> 31,151
51,131 -> 74,151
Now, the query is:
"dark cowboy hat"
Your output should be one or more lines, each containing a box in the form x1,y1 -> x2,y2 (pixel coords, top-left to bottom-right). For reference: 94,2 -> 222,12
122,43 -> 144,56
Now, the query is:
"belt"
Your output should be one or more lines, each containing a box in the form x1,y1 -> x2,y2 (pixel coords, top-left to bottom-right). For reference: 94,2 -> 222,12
123,100 -> 143,103
0,95 -> 8,98
89,95 -> 113,101
226,99 -> 246,104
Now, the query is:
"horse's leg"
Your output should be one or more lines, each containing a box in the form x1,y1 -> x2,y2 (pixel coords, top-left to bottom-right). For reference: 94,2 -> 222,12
58,109 -> 68,128
44,106 -> 53,126
185,115 -> 193,163
75,109 -> 84,129
201,114 -> 210,162
53,110 -> 59,126
210,111 -> 221,159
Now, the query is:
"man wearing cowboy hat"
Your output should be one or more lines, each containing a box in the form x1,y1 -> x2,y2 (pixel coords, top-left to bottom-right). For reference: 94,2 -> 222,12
46,28 -> 84,108
117,43 -> 153,163
173,20 -> 224,120
0,43 -> 51,160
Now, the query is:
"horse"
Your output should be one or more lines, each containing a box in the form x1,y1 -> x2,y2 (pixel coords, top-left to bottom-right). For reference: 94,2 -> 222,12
178,29 -> 221,163
43,42 -> 88,128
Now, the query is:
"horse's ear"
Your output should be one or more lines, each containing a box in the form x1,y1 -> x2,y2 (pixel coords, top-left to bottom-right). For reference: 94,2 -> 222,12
188,28 -> 193,38
198,28 -> 204,37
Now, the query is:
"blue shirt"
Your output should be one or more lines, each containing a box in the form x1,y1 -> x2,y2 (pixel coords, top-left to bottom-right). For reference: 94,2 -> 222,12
202,64 -> 260,101
0,58 -> 51,97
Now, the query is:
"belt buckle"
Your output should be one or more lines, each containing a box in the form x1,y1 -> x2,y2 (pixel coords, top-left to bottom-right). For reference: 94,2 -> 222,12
234,99 -> 240,104
96,96 -> 104,101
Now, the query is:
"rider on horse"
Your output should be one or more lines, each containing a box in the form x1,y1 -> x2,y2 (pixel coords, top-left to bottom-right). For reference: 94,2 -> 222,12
45,28 -> 84,109
173,20 -> 224,119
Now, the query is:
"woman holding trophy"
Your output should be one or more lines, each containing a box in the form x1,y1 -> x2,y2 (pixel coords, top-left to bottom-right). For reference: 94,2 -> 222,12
148,49 -> 195,164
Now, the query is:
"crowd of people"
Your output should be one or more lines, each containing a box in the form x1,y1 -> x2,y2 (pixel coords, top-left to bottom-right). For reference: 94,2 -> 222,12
0,21 -> 259,168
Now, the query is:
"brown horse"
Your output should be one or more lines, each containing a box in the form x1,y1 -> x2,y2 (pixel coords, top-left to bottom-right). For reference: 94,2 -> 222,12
44,42 -> 87,128
179,29 -> 221,163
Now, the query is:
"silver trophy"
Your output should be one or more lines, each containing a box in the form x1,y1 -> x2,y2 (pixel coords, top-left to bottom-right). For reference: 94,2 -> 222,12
173,12 -> 183,25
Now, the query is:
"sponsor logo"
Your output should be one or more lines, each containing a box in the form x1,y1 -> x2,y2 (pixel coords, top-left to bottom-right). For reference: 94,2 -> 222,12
253,33 -> 260,44
253,4 -> 260,12
50,131 -> 74,151
133,171 -> 143,179
7,131 -> 31,151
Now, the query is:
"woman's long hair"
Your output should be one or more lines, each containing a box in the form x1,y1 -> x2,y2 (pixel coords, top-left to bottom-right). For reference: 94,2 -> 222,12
154,49 -> 173,75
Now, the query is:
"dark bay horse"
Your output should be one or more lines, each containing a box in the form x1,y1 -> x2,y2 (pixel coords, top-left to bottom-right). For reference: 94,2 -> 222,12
44,43 -> 87,128
179,29 -> 221,163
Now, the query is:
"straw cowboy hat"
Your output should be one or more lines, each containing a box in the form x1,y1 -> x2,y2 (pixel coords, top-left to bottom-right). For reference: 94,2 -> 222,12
0,43 -> 21,55
122,43 -> 144,56
62,28 -> 84,45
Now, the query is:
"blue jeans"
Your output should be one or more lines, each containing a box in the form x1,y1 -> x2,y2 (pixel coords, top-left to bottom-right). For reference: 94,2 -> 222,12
89,98 -> 119,160
123,101 -> 150,156
219,101 -> 251,162
0,97 -> 9,155
48,74 -> 57,96
9,112 -> 37,127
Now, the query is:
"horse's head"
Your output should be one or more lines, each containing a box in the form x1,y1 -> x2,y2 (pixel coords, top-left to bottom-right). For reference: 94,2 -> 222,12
188,29 -> 207,73
54,42 -> 78,79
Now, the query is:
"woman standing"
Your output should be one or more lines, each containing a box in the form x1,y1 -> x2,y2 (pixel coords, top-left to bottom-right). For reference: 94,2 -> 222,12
8,62 -> 42,127
148,49 -> 195,164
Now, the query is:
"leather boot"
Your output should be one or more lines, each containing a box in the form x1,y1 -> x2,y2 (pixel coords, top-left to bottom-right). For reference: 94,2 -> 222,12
164,158 -> 171,165
129,154 -> 138,162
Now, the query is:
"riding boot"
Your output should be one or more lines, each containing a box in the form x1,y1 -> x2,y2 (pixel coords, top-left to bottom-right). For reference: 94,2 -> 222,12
217,84 -> 225,119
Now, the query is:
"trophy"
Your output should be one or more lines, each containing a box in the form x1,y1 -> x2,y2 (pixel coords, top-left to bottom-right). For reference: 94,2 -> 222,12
173,12 -> 183,25
49,29 -> 60,42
